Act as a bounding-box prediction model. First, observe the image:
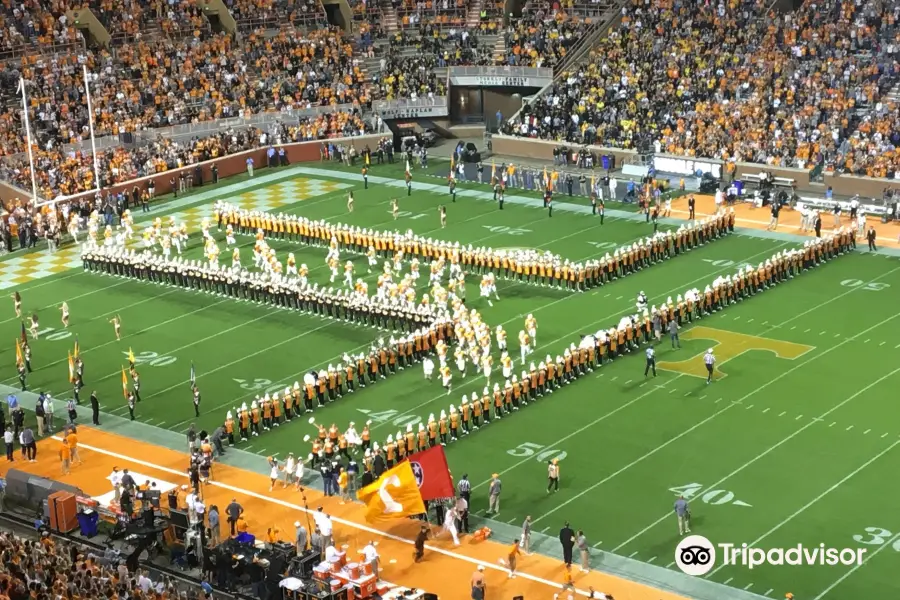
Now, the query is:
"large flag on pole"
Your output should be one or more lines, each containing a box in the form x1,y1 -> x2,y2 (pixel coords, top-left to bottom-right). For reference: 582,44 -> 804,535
20,322 -> 26,344
403,445 -> 455,501
127,347 -> 135,366
356,461 -> 425,522
68,351 -> 75,382
189,361 -> 196,388
121,366 -> 129,398
405,159 -> 411,177
73,335 -> 80,360
491,159 -> 496,182
15,339 -> 23,366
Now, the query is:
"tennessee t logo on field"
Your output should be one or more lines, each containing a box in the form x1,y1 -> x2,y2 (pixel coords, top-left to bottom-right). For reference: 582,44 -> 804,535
659,326 -> 814,380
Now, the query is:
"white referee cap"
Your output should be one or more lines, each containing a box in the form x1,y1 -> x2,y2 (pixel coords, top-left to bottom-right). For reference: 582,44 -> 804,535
707,348 -> 713,353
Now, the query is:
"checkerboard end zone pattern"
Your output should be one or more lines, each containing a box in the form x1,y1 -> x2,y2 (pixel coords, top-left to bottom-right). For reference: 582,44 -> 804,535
0,178 -> 351,290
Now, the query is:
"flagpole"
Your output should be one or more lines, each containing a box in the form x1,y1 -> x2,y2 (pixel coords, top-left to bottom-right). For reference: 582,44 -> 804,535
82,65 -> 101,193
17,77 -> 39,207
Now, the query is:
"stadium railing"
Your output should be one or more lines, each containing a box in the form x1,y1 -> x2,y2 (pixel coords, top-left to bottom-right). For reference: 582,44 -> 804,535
0,39 -> 88,63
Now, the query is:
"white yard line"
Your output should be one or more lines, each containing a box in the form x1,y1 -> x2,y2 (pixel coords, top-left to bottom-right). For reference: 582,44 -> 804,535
611,366 -> 900,552
709,440 -> 900,580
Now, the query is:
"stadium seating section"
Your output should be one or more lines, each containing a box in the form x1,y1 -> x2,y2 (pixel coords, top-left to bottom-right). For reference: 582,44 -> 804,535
2,0 -> 900,199
504,0 -> 900,177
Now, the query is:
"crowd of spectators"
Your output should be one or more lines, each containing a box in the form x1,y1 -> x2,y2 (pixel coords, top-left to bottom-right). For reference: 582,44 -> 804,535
228,0 -> 327,30
388,26 -> 493,66
499,11 -> 592,68
397,0 -> 467,28
373,52 -> 447,101
504,0 -> 900,178
0,112 -> 372,198
0,529 -> 213,600
0,0 -> 84,56
0,26 -> 368,158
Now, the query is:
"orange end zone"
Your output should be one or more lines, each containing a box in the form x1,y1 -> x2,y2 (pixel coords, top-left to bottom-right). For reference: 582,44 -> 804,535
671,195 -> 900,249
0,428 -> 691,600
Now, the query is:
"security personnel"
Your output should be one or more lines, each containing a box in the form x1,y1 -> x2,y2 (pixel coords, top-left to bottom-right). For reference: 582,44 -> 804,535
688,195 -> 696,220
644,346 -> 656,378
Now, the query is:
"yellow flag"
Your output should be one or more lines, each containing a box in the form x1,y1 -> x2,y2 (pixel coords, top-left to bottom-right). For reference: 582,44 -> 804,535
15,339 -> 23,366
356,462 -> 425,522
122,366 -> 129,398
128,347 -> 135,364
67,351 -> 75,382
450,154 -> 455,172
591,172 -> 596,193
491,160 -> 496,182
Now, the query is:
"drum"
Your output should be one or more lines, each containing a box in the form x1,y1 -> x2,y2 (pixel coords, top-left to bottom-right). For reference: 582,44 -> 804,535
361,561 -> 374,576
347,562 -> 361,579
329,580 -> 342,592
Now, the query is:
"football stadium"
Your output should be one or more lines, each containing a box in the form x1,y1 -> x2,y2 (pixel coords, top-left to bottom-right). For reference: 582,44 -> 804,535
1,2 -> 900,600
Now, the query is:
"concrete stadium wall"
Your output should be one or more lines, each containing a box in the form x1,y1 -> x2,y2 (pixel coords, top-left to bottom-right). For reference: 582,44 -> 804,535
0,134 -> 385,206
491,135 -> 900,198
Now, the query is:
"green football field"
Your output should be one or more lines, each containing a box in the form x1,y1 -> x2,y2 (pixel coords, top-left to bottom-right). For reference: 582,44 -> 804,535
5,161 -> 900,600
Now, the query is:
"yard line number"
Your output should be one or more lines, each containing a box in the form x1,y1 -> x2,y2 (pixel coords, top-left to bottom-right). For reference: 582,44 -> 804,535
669,483 -> 752,508
357,408 -> 421,428
233,378 -> 291,396
483,225 -> 532,236
852,527 -> 900,550
121,351 -> 177,367
507,442 -> 568,463
840,279 -> 891,292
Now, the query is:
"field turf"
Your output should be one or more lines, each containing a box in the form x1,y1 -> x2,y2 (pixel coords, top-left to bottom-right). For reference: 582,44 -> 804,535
5,161 -> 900,600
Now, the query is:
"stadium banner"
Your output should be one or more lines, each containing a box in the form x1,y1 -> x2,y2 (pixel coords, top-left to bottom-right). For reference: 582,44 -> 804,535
403,445 -> 455,501
653,155 -> 723,179
356,461 -> 426,522
448,66 -> 552,88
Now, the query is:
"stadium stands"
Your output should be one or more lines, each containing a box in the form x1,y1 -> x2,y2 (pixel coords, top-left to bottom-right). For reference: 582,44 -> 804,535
505,0 -> 900,175
498,11 -> 593,68
0,528 -> 206,600
397,0 -> 467,29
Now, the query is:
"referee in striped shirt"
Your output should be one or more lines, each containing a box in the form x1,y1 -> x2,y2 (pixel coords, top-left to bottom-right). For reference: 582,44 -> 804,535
704,349 -> 715,384
457,474 -> 471,503
644,346 -> 656,377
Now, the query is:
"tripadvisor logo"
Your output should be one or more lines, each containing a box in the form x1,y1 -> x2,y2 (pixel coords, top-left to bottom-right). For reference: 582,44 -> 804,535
674,535 -> 866,576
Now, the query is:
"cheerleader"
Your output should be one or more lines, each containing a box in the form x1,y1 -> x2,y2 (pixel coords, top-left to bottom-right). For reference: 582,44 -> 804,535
518,330 -> 531,365
11,292 -> 21,317
347,191 -> 355,213
439,205 -> 447,228
110,315 -> 122,341
29,313 -> 40,339
268,457 -> 280,491
343,261 -> 354,287
392,198 -> 399,220
60,302 -> 70,328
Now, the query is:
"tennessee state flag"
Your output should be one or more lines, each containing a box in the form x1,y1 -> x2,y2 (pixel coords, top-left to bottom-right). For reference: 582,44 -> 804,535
356,461 -> 425,522
404,445 -> 455,501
